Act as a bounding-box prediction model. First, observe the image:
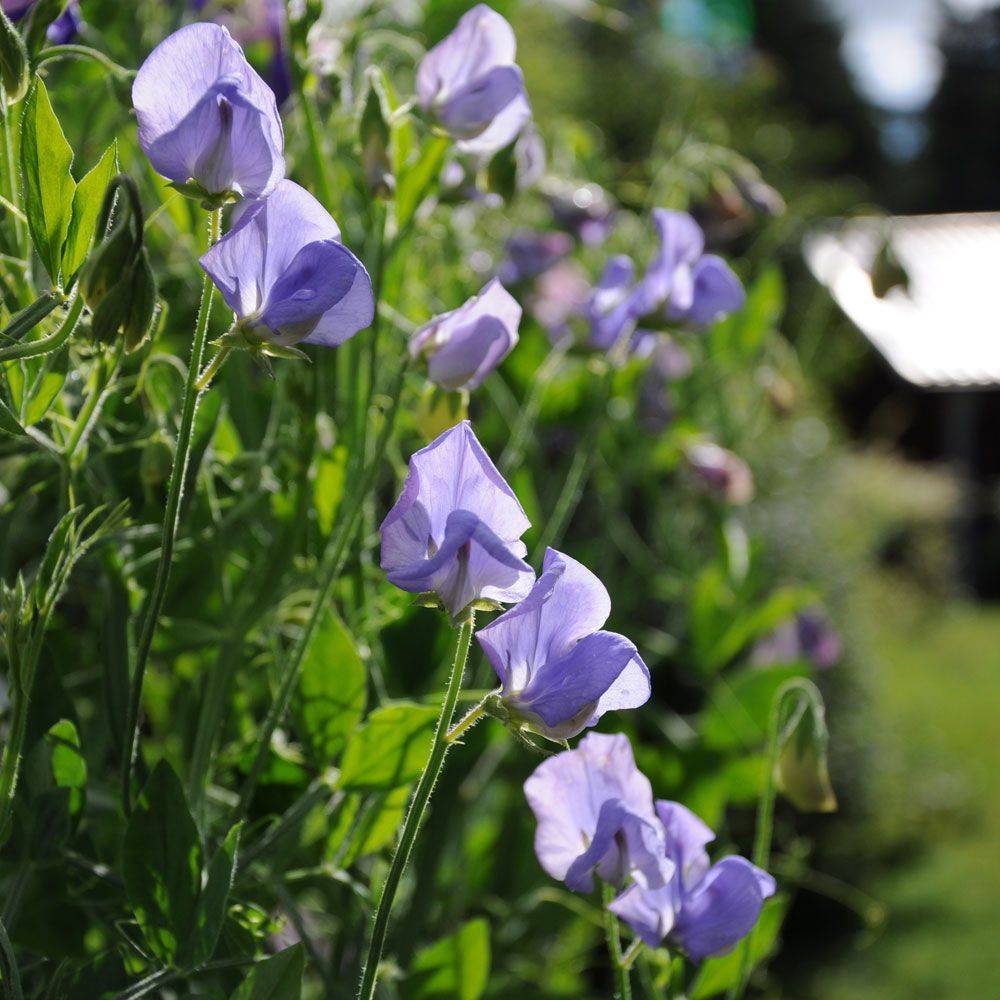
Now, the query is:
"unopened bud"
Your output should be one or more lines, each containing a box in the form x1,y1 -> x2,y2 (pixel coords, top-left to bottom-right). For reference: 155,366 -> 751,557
0,9 -> 29,106
776,683 -> 838,813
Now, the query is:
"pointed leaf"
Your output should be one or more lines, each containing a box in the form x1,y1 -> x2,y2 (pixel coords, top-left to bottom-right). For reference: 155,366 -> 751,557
405,918 -> 491,1000
63,143 -> 118,283
337,704 -> 438,792
20,79 -> 76,284
122,760 -> 203,965
23,347 -> 68,426
296,609 -> 367,765
231,945 -> 304,1000
0,395 -> 24,436
186,823 -> 242,966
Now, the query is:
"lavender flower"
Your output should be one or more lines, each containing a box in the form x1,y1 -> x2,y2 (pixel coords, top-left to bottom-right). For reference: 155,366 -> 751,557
200,179 -> 373,348
752,608 -> 842,670
379,421 -> 534,619
545,180 -> 616,246
132,22 -> 284,201
610,801 -> 776,960
529,261 -> 590,344
416,4 -> 531,156
478,548 -> 650,740
409,279 -> 521,392
524,733 -> 673,893
497,231 -> 572,285
2,0 -> 81,40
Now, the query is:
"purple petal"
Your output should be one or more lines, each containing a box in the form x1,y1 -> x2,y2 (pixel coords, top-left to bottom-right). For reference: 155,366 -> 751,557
630,209 -> 704,318
591,653 -> 652,721
609,884 -> 676,948
655,800 -> 715,889
456,92 -> 532,156
518,631 -> 643,738
478,547 -> 612,693
523,733 -> 664,888
436,65 -> 526,139
671,255 -> 745,328
133,22 -> 284,197
416,4 -> 518,110
675,857 -> 776,961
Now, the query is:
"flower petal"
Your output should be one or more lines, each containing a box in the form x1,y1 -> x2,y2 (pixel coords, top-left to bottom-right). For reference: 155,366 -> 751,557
609,884 -> 676,949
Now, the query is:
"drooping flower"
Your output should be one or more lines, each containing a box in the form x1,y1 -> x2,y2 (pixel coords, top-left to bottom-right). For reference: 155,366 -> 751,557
409,279 -> 521,392
200,179 -> 373,348
497,231 -> 572,285
379,421 -> 534,619
685,441 -> 755,506
524,733 -> 673,893
416,4 -> 531,156
610,801 -> 776,960
132,22 -> 284,202
478,548 -> 650,740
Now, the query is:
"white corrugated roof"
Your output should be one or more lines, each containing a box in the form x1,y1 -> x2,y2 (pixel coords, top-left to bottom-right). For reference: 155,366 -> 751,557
803,213 -> 1000,388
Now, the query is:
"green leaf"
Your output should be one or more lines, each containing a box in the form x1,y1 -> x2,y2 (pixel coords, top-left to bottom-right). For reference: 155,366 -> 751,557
122,760 -> 203,966
296,609 -> 367,764
20,79 -> 76,284
405,918 -> 491,1000
231,945 -> 304,1000
62,143 -> 118,284
701,665 -> 808,752
186,823 -> 242,966
327,784 -> 411,866
689,896 -> 787,999
396,133 -> 449,231
313,444 -> 347,536
337,703 -> 438,792
0,395 -> 24,436
22,347 -> 68,426
44,719 -> 86,817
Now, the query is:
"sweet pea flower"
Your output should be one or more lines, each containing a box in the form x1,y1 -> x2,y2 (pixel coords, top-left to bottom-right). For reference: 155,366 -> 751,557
610,801 -> 776,960
635,210 -> 745,328
2,0 -> 82,40
478,548 -> 650,740
529,261 -> 590,344
685,442 -> 755,506
524,733 -> 673,893
497,231 -> 572,285
380,421 -> 534,619
416,4 -> 531,156
409,279 -> 520,392
132,22 -> 284,201
752,608 -> 842,670
585,255 -> 638,350
200,179 -> 373,348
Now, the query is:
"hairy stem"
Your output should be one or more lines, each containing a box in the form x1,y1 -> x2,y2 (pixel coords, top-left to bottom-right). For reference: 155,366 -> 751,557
356,615 -> 475,1000
120,208 -> 220,815
0,292 -> 84,364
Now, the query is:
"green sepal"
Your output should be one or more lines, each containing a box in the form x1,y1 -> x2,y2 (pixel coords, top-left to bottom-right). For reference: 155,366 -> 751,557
166,178 -> 241,210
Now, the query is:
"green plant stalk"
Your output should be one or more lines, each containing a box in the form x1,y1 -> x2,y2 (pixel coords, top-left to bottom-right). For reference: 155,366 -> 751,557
0,292 -> 84,363
230,356 -> 411,824
35,43 -> 131,77
120,208 -> 220,815
0,88 -> 26,268
64,342 -> 123,461
0,670 -> 29,846
356,615 -> 475,1000
729,679 -> 810,1000
602,882 -> 633,1000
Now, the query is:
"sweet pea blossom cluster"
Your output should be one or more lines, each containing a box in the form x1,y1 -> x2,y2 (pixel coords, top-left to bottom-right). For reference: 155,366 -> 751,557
526,733 -> 776,960
133,22 -> 374,355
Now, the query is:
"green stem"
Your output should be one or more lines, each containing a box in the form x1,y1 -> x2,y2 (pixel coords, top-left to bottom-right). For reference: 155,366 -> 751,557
729,679 -> 810,1000
120,208 -> 220,815
0,89 -> 26,267
602,882 -> 632,1000
63,343 -> 122,461
194,340 -> 234,392
445,701 -> 488,743
0,678 -> 29,845
230,357 -> 411,825
356,615 -> 475,1000
35,44 -> 132,77
0,292 -> 84,363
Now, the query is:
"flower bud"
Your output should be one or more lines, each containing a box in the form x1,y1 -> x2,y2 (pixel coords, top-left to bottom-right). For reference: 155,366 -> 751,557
776,684 -> 838,813
0,9 -> 29,106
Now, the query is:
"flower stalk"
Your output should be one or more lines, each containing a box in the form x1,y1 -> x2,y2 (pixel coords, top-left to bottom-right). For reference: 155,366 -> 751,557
356,613 -> 475,1000
603,882 -> 633,1000
120,207 -> 220,815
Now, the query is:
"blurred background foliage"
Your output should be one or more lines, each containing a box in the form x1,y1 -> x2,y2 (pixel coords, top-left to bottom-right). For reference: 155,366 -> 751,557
1,0 -> 998,998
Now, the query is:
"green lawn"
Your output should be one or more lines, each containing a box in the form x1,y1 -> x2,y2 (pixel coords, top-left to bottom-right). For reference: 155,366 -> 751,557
815,577 -> 1000,999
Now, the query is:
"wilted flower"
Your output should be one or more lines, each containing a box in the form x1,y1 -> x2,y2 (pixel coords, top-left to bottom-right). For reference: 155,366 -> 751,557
200,179 -> 373,348
409,279 -> 520,392
524,733 -> 673,893
497,231 -> 572,285
685,442 -> 754,506
752,607 -> 842,670
529,261 -> 590,343
132,22 -> 284,202
379,421 -> 534,619
478,548 -> 650,740
416,4 -> 531,156
610,801 -> 776,960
